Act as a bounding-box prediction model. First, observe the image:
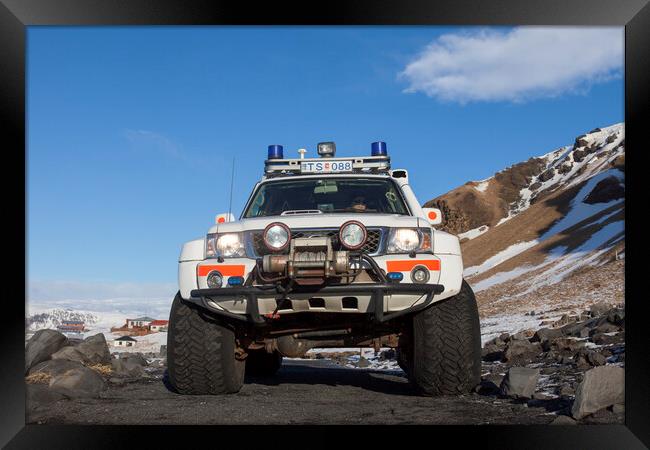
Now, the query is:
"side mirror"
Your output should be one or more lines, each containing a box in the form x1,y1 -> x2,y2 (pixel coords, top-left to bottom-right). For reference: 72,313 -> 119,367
215,212 -> 236,224
422,207 -> 442,225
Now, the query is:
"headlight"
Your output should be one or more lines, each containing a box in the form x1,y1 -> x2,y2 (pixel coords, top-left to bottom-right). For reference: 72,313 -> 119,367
263,222 -> 290,251
339,220 -> 367,250
387,228 -> 432,253
206,232 -> 245,258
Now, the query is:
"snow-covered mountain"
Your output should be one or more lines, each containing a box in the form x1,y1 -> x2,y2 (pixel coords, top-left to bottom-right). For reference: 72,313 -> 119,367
26,308 -> 99,332
425,123 -> 624,337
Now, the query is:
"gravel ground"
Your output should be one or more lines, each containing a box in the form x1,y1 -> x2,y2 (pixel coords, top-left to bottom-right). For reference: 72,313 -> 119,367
27,359 -> 561,425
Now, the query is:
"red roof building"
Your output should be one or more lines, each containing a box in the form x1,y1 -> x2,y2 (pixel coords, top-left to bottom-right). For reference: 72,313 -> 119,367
149,320 -> 169,332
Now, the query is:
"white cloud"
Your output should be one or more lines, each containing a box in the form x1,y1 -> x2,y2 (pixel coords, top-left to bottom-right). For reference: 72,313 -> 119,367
26,279 -> 177,318
28,279 -> 177,303
399,27 -> 623,103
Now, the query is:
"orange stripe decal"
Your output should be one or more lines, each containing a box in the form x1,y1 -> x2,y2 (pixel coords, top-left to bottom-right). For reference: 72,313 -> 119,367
197,264 -> 245,277
386,260 -> 440,272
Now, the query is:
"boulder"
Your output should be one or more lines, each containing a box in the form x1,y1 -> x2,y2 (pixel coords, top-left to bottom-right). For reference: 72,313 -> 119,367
379,349 -> 395,360
28,359 -> 85,377
607,308 -> 625,325
589,302 -> 612,317
551,415 -> 577,425
358,356 -> 369,368
25,330 -> 69,373
550,337 -> 585,354
122,353 -> 148,366
500,367 -> 540,399
474,380 -> 500,396
503,340 -> 542,363
575,348 -> 607,369
481,343 -> 504,362
26,384 -> 66,410
51,346 -> 89,363
75,333 -> 111,364
111,358 -> 145,378
592,332 -> 624,346
590,322 -> 621,336
571,366 -> 624,419
532,327 -> 563,343
558,383 -> 575,397
49,367 -> 107,399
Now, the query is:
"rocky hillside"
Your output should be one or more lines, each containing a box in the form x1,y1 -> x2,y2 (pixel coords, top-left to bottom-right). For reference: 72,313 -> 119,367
425,123 -> 625,330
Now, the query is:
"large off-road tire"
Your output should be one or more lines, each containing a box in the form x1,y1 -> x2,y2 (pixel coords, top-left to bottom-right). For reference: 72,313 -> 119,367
167,292 -> 245,394
406,280 -> 481,396
245,350 -> 283,377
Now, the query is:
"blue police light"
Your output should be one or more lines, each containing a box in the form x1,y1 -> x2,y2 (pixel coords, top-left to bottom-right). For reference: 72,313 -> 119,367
371,141 -> 388,156
387,272 -> 403,282
227,276 -> 244,286
267,145 -> 284,159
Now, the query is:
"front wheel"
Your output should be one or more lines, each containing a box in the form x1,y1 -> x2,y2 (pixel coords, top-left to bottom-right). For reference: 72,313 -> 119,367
167,292 -> 245,394
402,280 -> 482,396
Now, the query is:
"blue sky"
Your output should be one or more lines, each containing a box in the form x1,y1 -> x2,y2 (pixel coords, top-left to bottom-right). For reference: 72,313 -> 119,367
27,26 -> 623,300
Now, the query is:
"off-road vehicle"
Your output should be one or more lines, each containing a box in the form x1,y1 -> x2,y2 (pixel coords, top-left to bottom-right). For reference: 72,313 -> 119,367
167,141 -> 481,395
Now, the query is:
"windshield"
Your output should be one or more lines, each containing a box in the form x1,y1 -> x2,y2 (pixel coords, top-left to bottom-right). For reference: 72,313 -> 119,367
243,177 -> 409,218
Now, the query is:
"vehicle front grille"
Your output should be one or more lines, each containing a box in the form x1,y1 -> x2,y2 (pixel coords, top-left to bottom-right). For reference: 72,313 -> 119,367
246,228 -> 385,257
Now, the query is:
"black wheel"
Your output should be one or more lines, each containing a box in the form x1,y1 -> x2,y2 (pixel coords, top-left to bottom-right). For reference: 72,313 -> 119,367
403,280 -> 481,396
167,292 -> 245,394
246,350 -> 283,377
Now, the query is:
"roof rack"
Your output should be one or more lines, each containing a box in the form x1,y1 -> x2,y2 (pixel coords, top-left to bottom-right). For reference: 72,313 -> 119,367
263,155 -> 391,178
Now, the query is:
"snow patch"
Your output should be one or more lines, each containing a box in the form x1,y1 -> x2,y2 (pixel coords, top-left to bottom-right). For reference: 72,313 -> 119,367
464,240 -> 539,277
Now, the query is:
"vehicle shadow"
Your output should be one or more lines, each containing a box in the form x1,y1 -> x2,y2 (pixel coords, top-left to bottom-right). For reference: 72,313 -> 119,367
245,359 -> 419,396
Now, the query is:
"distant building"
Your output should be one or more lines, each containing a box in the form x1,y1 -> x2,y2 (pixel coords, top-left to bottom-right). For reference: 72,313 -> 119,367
57,320 -> 85,333
149,320 -> 169,332
126,316 -> 155,328
114,335 -> 137,347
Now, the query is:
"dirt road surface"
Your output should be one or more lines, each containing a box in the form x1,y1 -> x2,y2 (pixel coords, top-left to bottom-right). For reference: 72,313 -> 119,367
28,359 -> 563,425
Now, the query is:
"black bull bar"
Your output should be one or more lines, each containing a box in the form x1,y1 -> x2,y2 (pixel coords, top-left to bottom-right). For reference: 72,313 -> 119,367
188,282 -> 445,326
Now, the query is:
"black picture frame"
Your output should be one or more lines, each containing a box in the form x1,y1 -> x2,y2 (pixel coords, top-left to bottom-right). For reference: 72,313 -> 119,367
2,0 -> 648,447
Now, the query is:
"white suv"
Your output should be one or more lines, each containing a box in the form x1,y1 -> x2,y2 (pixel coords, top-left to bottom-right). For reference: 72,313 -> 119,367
167,141 -> 481,396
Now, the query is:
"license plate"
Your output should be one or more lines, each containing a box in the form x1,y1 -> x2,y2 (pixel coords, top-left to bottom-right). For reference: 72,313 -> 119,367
300,160 -> 353,173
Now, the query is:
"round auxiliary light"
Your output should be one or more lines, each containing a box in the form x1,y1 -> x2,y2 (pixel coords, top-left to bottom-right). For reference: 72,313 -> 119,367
263,222 -> 291,251
267,144 -> 284,160
371,141 -> 387,156
411,265 -> 430,284
206,271 -> 223,288
339,220 -> 368,250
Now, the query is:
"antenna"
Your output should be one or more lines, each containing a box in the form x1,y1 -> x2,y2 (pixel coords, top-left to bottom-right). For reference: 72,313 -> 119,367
228,156 -> 235,219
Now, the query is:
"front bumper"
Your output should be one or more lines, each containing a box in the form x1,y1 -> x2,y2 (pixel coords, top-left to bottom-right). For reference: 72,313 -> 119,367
188,282 -> 444,325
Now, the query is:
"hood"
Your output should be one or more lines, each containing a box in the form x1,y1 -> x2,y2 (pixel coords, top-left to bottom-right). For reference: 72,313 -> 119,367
207,213 -> 425,234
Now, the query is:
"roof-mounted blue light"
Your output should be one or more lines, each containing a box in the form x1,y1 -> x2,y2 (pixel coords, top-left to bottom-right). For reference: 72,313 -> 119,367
267,145 -> 284,159
371,141 -> 387,156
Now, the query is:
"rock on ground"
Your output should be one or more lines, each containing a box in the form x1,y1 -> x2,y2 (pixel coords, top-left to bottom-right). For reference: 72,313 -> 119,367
75,333 -> 112,364
571,365 -> 624,419
51,346 -> 89,364
25,330 -> 69,373
500,367 -> 540,399
29,359 -> 86,377
503,340 -> 542,364
27,383 -> 66,408
111,358 -> 145,378
550,415 -> 577,425
49,367 -> 107,399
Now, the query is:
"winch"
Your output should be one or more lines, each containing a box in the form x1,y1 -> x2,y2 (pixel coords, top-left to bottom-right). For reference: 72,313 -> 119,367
262,236 -> 349,284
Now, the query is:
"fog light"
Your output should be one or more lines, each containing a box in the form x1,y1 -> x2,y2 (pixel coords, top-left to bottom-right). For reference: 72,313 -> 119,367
387,272 -> 404,282
227,276 -> 244,286
411,266 -> 430,284
207,271 -> 223,288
